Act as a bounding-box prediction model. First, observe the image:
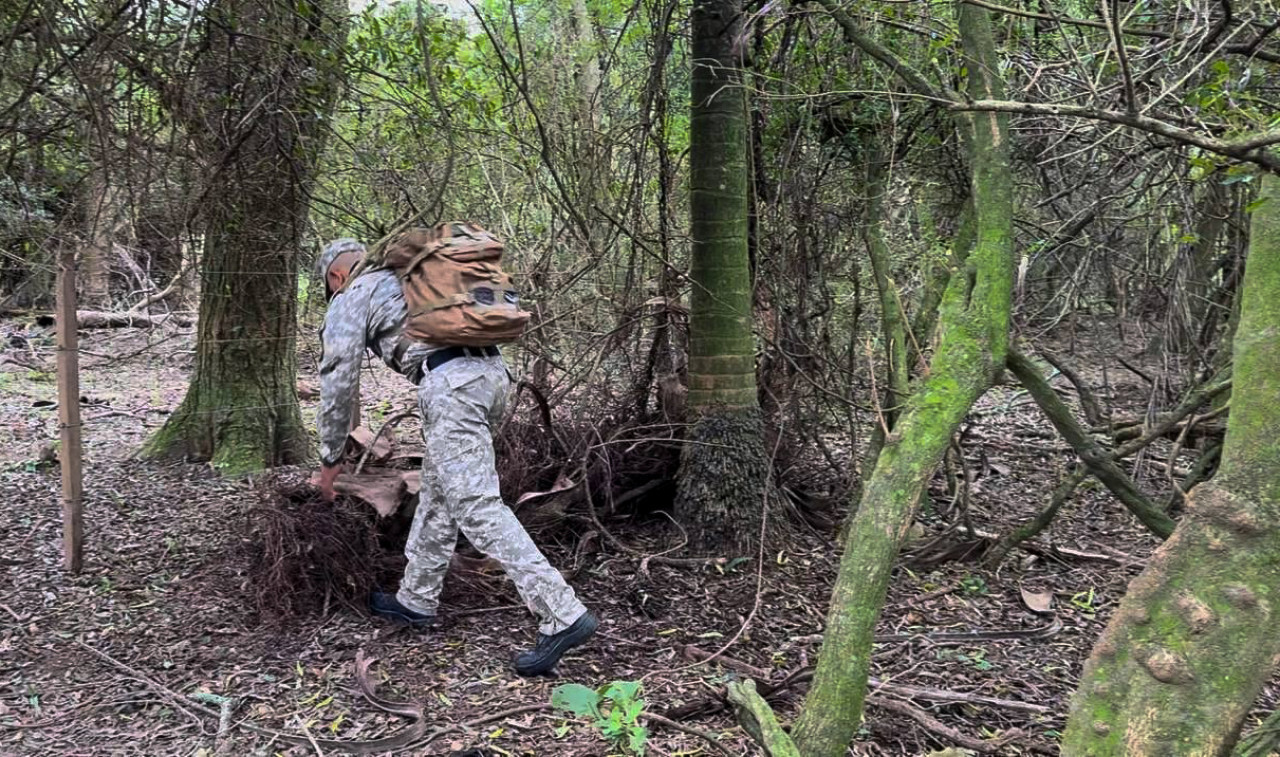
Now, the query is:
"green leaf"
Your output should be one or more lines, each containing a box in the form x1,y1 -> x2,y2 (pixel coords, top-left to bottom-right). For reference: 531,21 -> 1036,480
550,683 -> 601,719
1246,197 -> 1271,213
628,724 -> 649,755
602,680 -> 641,703
624,698 -> 644,721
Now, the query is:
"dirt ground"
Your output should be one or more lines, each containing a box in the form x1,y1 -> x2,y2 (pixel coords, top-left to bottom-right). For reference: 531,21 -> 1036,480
0,316 -> 1265,756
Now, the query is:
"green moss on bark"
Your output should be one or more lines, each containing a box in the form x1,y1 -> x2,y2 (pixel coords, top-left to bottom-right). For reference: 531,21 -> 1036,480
676,0 -> 768,552
1007,349 -> 1174,537
142,349 -> 309,477
789,6 -> 1014,755
864,145 -> 910,428
1062,174 -> 1280,756
139,0 -> 344,477
686,0 -> 756,411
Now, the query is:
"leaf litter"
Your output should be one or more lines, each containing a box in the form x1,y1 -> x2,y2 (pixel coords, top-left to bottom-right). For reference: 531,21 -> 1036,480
3,317 -> 1269,756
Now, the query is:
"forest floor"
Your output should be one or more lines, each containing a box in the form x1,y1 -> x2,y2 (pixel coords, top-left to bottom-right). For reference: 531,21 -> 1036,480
0,315 -> 1263,757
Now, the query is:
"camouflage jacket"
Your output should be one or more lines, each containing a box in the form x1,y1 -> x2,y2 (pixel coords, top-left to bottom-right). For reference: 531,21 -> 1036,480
317,269 -> 437,466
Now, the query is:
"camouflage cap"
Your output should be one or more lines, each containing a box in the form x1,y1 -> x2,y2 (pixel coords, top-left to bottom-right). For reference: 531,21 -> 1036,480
316,238 -> 365,296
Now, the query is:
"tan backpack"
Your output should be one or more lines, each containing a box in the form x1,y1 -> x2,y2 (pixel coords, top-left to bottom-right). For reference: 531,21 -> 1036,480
369,222 -> 530,347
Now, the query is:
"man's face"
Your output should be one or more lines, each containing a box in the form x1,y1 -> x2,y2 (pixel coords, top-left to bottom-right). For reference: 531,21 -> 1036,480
325,251 -> 362,299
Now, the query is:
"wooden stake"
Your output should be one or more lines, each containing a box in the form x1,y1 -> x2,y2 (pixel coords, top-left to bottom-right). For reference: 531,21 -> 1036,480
55,245 -> 84,573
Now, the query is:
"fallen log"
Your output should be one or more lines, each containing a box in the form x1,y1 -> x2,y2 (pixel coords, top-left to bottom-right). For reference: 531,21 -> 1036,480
1107,417 -> 1227,443
70,310 -> 194,328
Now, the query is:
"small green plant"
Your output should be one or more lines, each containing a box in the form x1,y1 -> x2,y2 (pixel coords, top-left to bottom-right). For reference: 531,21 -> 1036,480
959,574 -> 989,596
550,680 -> 648,755
937,647 -> 995,672
1071,587 -> 1098,615
368,400 -> 392,428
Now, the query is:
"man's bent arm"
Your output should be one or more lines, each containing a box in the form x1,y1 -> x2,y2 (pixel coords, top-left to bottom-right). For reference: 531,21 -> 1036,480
317,298 -> 366,466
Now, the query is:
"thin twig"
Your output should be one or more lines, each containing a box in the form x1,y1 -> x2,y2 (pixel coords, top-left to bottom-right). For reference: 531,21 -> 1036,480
300,721 -> 326,757
643,712 -> 737,757
78,642 -> 427,753
580,452 -> 714,568
1166,403 -> 1229,490
416,704 -> 552,748
868,695 -> 1028,754
73,641 -> 210,735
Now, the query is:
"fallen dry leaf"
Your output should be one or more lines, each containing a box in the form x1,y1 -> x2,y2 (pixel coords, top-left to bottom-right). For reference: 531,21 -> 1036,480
347,426 -> 393,462
1020,586 -> 1054,614
515,473 -> 577,505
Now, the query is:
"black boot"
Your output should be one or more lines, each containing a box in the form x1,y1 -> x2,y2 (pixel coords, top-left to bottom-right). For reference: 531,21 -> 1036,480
369,591 -> 436,628
514,611 -> 598,676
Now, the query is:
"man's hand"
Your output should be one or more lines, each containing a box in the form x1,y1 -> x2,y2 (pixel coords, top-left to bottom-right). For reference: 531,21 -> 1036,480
312,463 -> 342,502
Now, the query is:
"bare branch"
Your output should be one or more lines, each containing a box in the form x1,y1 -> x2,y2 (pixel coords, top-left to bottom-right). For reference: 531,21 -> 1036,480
952,100 -> 1280,171
806,0 -> 960,103
1101,0 -> 1138,115
959,0 -> 1280,63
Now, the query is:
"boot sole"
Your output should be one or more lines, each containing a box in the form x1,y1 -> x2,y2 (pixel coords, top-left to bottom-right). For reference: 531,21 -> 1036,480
368,594 -> 436,627
371,608 -> 434,627
514,612 -> 599,676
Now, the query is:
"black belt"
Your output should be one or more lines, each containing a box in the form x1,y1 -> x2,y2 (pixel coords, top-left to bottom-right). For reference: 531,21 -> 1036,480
426,345 -> 499,372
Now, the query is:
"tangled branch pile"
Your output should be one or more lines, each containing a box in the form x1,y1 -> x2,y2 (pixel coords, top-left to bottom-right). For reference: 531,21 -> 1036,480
241,476 -> 408,621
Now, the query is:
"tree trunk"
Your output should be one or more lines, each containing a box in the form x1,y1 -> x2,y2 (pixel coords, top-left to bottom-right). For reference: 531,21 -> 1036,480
857,142 -> 912,481
789,4 -> 1014,755
569,0 -> 608,259
674,0 -> 768,554
911,197 -> 976,361
864,143 -> 910,431
1061,173 -> 1280,756
80,173 -> 126,308
78,35 -> 127,309
142,0 -> 347,475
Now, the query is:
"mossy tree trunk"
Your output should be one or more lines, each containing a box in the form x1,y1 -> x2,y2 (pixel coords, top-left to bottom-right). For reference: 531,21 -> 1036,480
857,139 -> 923,492
674,0 -> 768,554
789,5 -> 1014,755
911,198 -> 976,359
1061,173 -> 1280,756
141,0 -> 347,475
863,142 -> 910,435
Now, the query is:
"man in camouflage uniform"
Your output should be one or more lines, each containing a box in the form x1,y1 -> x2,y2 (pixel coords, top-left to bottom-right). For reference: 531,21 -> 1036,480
313,238 -> 597,676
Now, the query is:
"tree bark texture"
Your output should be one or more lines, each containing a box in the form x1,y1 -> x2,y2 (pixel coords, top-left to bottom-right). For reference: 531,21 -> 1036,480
81,171 -> 127,308
142,0 -> 347,475
675,0 -> 768,553
864,144 -> 910,430
911,198 -> 976,361
1061,174 -> 1280,756
684,0 -> 756,412
1183,178 -> 1230,348
856,143 -> 913,492
789,5 -> 1014,756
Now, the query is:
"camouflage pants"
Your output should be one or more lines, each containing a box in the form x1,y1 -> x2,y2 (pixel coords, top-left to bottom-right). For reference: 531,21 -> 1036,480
396,355 -> 588,635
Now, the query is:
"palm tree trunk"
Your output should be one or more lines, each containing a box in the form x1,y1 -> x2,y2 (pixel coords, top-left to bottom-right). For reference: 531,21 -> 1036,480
674,0 -> 769,553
